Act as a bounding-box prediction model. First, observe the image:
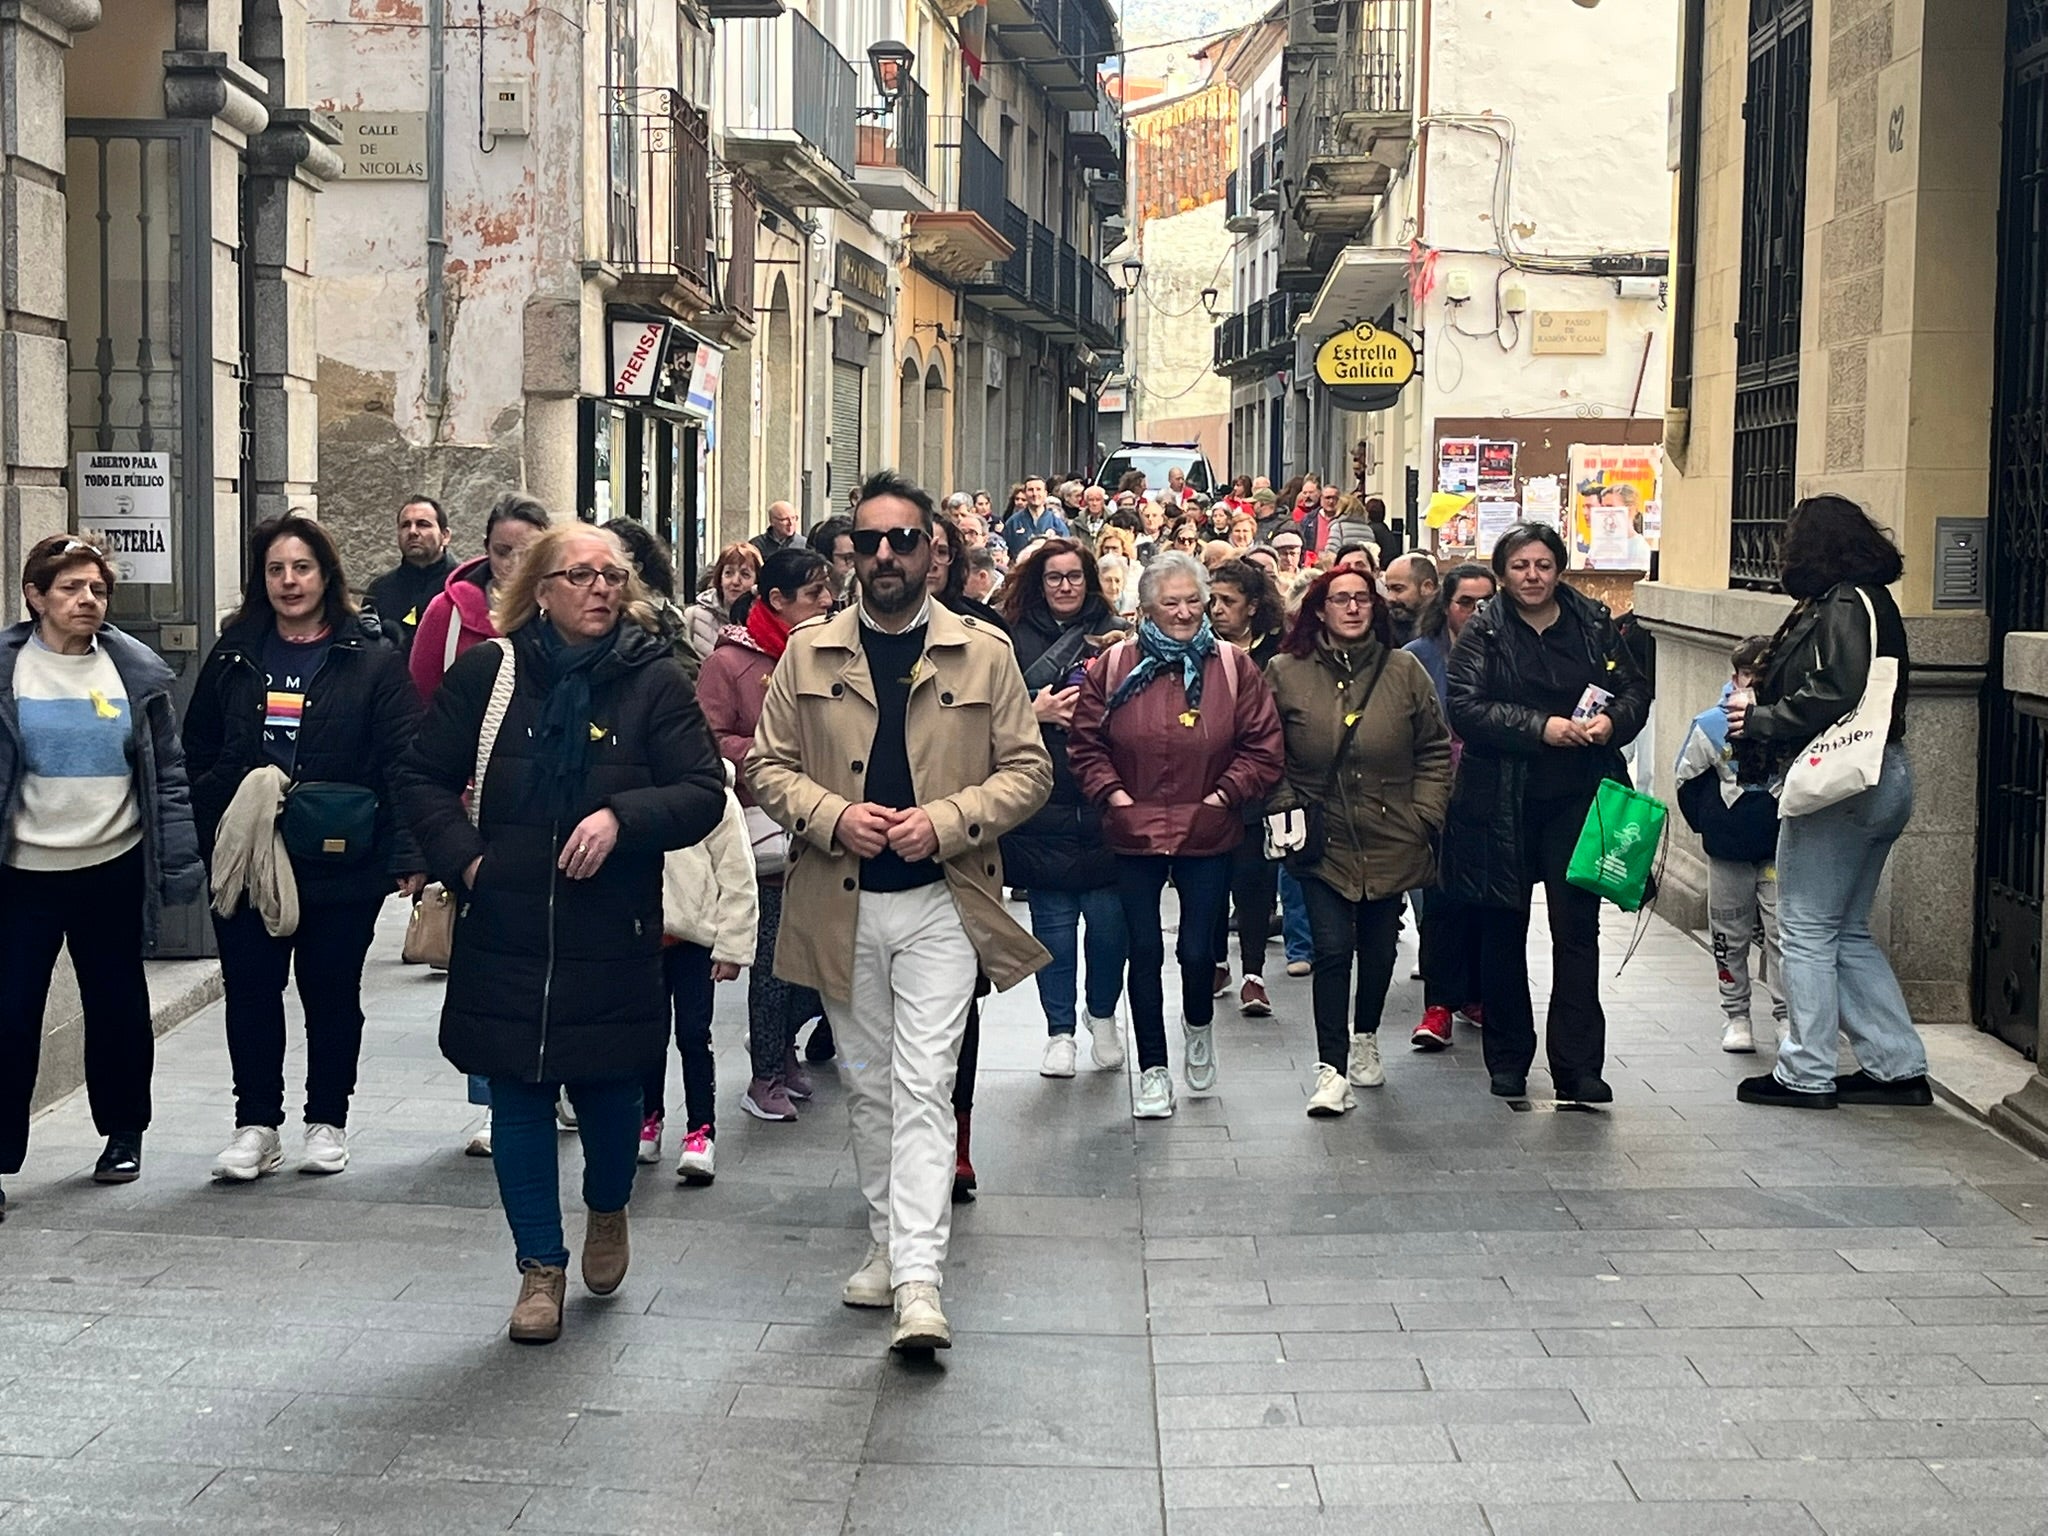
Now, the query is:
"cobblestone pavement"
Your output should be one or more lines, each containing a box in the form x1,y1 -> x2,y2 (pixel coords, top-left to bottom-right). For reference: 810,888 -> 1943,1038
5,900 -> 2048,1534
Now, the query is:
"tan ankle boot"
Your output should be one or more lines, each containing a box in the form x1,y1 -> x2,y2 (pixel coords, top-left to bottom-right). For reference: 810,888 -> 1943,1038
509,1264 -> 566,1343
582,1208 -> 630,1296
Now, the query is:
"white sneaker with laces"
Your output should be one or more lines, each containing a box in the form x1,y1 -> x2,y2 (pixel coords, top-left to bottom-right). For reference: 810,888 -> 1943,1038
1721,1017 -> 1756,1054
464,1109 -> 492,1158
843,1241 -> 893,1308
212,1125 -> 282,1182
1182,1021 -> 1217,1092
1306,1063 -> 1357,1117
1088,1012 -> 1125,1069
1041,1033 -> 1078,1078
1346,1032 -> 1386,1088
300,1122 -> 349,1175
1133,1065 -> 1176,1119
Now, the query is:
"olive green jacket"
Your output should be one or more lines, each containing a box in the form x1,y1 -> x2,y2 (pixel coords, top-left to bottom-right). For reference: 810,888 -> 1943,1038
1265,639 -> 1453,903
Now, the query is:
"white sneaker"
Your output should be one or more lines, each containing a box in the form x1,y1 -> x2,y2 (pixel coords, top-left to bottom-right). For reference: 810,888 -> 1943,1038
1182,1022 -> 1217,1093
1721,1017 -> 1757,1054
1041,1033 -> 1078,1078
637,1119 -> 663,1164
843,1241 -> 893,1308
554,1089 -> 578,1131
1088,1012 -> 1125,1069
464,1109 -> 492,1158
1133,1065 -> 1176,1119
1306,1063 -> 1357,1117
300,1122 -> 349,1175
890,1281 -> 951,1351
1346,1032 -> 1386,1088
212,1125 -> 282,1182
675,1127 -> 716,1185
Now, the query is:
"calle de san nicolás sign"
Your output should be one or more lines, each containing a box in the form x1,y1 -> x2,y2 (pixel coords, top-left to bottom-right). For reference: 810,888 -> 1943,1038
834,242 -> 892,313
1313,322 -> 1418,411
320,111 -> 428,179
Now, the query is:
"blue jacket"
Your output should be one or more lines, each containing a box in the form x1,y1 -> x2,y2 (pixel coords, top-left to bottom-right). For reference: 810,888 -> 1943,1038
1402,631 -> 1451,713
0,621 -> 205,947
1000,506 -> 1070,557
1672,689 -> 1778,864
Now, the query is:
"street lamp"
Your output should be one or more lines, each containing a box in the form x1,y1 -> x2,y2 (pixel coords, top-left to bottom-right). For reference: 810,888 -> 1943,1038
866,40 -> 915,103
1120,258 -> 1143,290
1200,286 -> 1220,317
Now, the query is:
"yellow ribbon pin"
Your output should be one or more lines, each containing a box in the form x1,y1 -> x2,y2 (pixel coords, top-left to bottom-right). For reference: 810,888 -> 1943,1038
588,723 -> 606,742
1178,709 -> 1200,728
88,689 -> 119,720
1344,711 -> 1363,727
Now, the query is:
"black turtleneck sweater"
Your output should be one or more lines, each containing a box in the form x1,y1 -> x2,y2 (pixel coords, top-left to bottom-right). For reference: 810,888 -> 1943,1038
857,620 -> 942,893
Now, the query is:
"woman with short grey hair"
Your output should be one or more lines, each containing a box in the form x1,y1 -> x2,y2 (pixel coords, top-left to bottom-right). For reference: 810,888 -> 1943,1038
1135,549 -> 1209,610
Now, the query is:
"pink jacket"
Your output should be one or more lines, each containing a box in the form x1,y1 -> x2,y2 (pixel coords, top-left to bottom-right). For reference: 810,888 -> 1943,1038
694,624 -> 775,805
408,557 -> 497,701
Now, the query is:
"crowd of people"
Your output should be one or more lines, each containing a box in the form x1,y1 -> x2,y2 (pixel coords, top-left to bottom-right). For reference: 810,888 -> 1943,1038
0,466 -> 1934,1355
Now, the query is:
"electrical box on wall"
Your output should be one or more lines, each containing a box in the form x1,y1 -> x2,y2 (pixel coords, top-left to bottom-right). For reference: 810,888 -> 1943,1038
485,77 -> 531,138
1933,518 -> 1987,609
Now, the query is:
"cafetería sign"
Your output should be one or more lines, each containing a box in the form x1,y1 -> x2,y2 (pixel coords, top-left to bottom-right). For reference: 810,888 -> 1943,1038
1312,322 -> 1418,411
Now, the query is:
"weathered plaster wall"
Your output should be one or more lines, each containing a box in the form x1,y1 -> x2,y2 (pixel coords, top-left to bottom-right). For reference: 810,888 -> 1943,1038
1130,200 -> 1229,440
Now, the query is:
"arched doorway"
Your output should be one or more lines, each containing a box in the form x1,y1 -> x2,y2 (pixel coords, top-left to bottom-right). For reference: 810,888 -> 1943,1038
898,356 -> 922,476
923,360 -> 947,494
764,276 -> 794,511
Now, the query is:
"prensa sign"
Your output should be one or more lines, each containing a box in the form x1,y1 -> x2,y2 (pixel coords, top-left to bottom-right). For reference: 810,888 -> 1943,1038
607,316 -> 675,399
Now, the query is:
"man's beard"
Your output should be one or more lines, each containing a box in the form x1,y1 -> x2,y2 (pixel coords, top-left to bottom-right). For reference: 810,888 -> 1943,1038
864,565 -> 925,615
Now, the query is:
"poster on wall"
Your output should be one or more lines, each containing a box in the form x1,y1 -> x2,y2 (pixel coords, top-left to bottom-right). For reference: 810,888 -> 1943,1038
1568,444 -> 1661,570
1522,474 -> 1563,533
1437,439 -> 1479,495
76,451 -> 173,584
1476,499 -> 1521,555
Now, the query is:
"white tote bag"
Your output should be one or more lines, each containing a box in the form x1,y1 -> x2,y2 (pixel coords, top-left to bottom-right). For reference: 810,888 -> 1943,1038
1778,587 -> 1896,818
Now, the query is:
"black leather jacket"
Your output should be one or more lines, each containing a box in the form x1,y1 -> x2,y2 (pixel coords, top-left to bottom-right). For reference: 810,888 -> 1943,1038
1741,581 -> 1908,778
1440,585 -> 1651,909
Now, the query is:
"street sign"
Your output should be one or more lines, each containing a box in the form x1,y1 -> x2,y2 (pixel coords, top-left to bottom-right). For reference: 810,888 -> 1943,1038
1312,322 -> 1417,411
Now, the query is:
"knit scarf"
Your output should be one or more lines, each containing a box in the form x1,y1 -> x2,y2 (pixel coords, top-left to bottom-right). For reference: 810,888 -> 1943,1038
530,621 -> 619,821
744,597 -> 793,659
1107,616 -> 1217,715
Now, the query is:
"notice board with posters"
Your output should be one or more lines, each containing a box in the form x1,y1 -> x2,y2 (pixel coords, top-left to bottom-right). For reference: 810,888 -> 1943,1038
1426,415 -> 1664,610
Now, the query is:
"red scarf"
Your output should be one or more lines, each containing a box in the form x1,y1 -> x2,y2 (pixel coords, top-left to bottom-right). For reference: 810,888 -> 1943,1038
745,597 -> 793,659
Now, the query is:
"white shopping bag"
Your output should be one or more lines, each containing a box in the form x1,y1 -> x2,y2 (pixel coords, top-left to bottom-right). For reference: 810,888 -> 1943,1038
1778,587 -> 1895,818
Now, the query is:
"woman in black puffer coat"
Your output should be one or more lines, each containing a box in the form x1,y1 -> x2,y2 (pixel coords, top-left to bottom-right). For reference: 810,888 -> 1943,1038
1442,523 -> 1649,1108
397,523 -> 724,1344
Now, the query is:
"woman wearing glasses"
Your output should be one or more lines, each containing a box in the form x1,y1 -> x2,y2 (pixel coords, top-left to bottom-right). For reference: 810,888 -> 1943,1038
2,536 -> 202,1210
1266,567 -> 1452,1115
398,523 -> 725,1343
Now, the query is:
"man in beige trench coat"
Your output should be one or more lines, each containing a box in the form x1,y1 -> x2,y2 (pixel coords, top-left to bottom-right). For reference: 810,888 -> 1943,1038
747,469 -> 1052,1353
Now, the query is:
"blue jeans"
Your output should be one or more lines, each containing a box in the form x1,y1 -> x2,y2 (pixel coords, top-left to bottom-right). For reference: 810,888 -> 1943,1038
468,1074 -> 491,1108
1025,886 -> 1129,1035
1115,852 -> 1234,1072
1279,867 -> 1312,964
487,1074 -> 641,1269
1773,744 -> 1926,1092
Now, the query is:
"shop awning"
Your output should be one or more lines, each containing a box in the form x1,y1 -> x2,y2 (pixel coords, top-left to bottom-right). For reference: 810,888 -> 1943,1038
1299,246 -> 1410,340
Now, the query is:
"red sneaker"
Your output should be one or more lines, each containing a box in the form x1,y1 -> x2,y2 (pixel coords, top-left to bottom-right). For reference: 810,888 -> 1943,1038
1455,1004 -> 1484,1030
1411,1006 -> 1454,1051
952,1111 -> 977,1203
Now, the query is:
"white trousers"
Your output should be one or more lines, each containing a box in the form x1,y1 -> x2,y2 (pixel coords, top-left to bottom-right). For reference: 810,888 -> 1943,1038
824,882 -> 978,1287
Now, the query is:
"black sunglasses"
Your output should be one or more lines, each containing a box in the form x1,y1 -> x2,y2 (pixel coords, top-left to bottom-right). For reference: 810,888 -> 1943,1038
850,526 -> 929,558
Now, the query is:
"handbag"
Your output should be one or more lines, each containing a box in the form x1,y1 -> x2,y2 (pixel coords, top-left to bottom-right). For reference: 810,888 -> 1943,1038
1778,587 -> 1896,818
279,781 -> 380,864
745,803 -> 790,877
1266,648 -> 1390,868
404,637 -> 516,968
1564,777 -> 1667,911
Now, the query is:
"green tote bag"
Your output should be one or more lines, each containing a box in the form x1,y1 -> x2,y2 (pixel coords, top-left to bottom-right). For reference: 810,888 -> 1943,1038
1564,777 -> 1667,912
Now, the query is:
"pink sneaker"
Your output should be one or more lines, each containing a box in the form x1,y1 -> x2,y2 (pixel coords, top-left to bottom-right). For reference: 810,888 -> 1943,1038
636,1114 -> 663,1164
676,1126 -> 715,1184
783,1047 -> 815,1101
741,1077 -> 798,1121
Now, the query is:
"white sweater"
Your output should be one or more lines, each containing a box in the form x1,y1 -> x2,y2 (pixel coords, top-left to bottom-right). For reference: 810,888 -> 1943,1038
661,780 -> 759,964
8,638 -> 142,871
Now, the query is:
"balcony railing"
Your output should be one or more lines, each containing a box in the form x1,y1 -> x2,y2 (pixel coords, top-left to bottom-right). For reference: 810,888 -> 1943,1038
604,88 -> 715,305
721,172 -> 758,317
993,201 -> 1031,298
1263,289 -> 1298,352
1067,83 -> 1121,168
1245,300 -> 1266,354
1297,0 -> 1415,162
1029,222 -> 1056,310
1084,260 -> 1118,346
1249,141 -> 1270,203
961,119 -> 1005,223
722,11 -> 856,178
1058,239 -> 1079,319
855,73 -> 929,184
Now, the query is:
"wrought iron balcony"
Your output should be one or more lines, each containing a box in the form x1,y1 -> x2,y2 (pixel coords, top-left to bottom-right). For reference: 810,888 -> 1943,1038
1067,84 -> 1121,171
987,0 -> 1119,109
854,73 -> 934,210
718,12 -> 860,211
904,118 -> 1015,282
1287,0 -> 1414,234
604,90 -> 716,316
707,171 -> 760,344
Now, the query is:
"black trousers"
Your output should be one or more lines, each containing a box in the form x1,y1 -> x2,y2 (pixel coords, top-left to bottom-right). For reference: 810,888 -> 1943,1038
1116,852 -> 1233,1071
1298,875 -> 1403,1066
644,941 -> 716,1134
952,996 -> 981,1116
1475,792 -> 1606,1088
215,896 -> 384,1130
1419,887 -> 1481,1012
0,850 -> 154,1173
1210,834 -> 1278,977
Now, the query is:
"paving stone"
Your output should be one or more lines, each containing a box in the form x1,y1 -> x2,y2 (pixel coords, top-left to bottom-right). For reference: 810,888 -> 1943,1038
845,1464 -> 1163,1535
1618,1458 -> 1952,1502
1314,1459 -> 1635,1505
1740,1416 -> 2048,1459
1484,1503 -> 1823,1535
1804,1499 -> 2048,1534
1159,1424 -> 1454,1468
1167,1507 -> 1489,1535
1161,1465 -> 1319,1509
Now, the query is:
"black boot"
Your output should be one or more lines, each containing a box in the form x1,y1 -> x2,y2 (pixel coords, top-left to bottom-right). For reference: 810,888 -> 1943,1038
94,1134 -> 143,1184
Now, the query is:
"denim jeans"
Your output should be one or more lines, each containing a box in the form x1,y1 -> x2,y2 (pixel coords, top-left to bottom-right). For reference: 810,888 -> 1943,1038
1115,852 -> 1234,1072
1025,886 -> 1129,1035
1278,867 -> 1313,964
487,1074 -> 641,1269
1773,744 -> 1925,1092
1298,876 -> 1403,1066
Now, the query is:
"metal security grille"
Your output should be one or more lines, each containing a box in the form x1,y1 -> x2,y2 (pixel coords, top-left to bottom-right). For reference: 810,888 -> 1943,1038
1974,0 -> 2048,1059
829,361 -> 864,503
1728,0 -> 1811,590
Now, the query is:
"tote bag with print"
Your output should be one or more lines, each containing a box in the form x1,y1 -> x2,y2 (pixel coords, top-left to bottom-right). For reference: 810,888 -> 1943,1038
1778,587 -> 1896,819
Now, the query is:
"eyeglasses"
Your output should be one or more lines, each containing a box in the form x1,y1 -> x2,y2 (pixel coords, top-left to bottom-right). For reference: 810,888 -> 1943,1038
1043,570 -> 1086,588
850,526 -> 929,558
1450,593 -> 1485,608
1326,591 -> 1374,610
1172,533 -> 1200,545
544,565 -> 629,589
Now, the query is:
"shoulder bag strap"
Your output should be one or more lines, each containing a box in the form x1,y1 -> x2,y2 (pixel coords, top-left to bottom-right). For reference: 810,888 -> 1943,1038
1334,649 -> 1392,766
1021,622 -> 1092,693
441,601 -> 462,674
468,638 -> 515,830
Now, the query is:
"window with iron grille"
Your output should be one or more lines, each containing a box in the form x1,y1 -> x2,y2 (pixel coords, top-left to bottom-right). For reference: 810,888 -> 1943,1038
1728,0 -> 1811,590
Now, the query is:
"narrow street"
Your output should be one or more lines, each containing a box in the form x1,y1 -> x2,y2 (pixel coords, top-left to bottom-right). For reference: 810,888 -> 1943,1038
4,902 -> 2048,1534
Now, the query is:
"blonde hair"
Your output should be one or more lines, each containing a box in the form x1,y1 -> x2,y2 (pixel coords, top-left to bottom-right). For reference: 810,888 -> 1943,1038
1095,524 -> 1136,561
491,523 -> 658,637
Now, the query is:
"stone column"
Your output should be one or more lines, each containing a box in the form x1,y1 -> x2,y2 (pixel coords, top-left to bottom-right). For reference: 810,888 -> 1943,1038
0,0 -> 101,624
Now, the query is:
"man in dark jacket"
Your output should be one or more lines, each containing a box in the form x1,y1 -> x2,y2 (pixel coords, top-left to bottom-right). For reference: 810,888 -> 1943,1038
1672,634 -> 1784,1055
364,496 -> 455,657
751,501 -> 807,560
